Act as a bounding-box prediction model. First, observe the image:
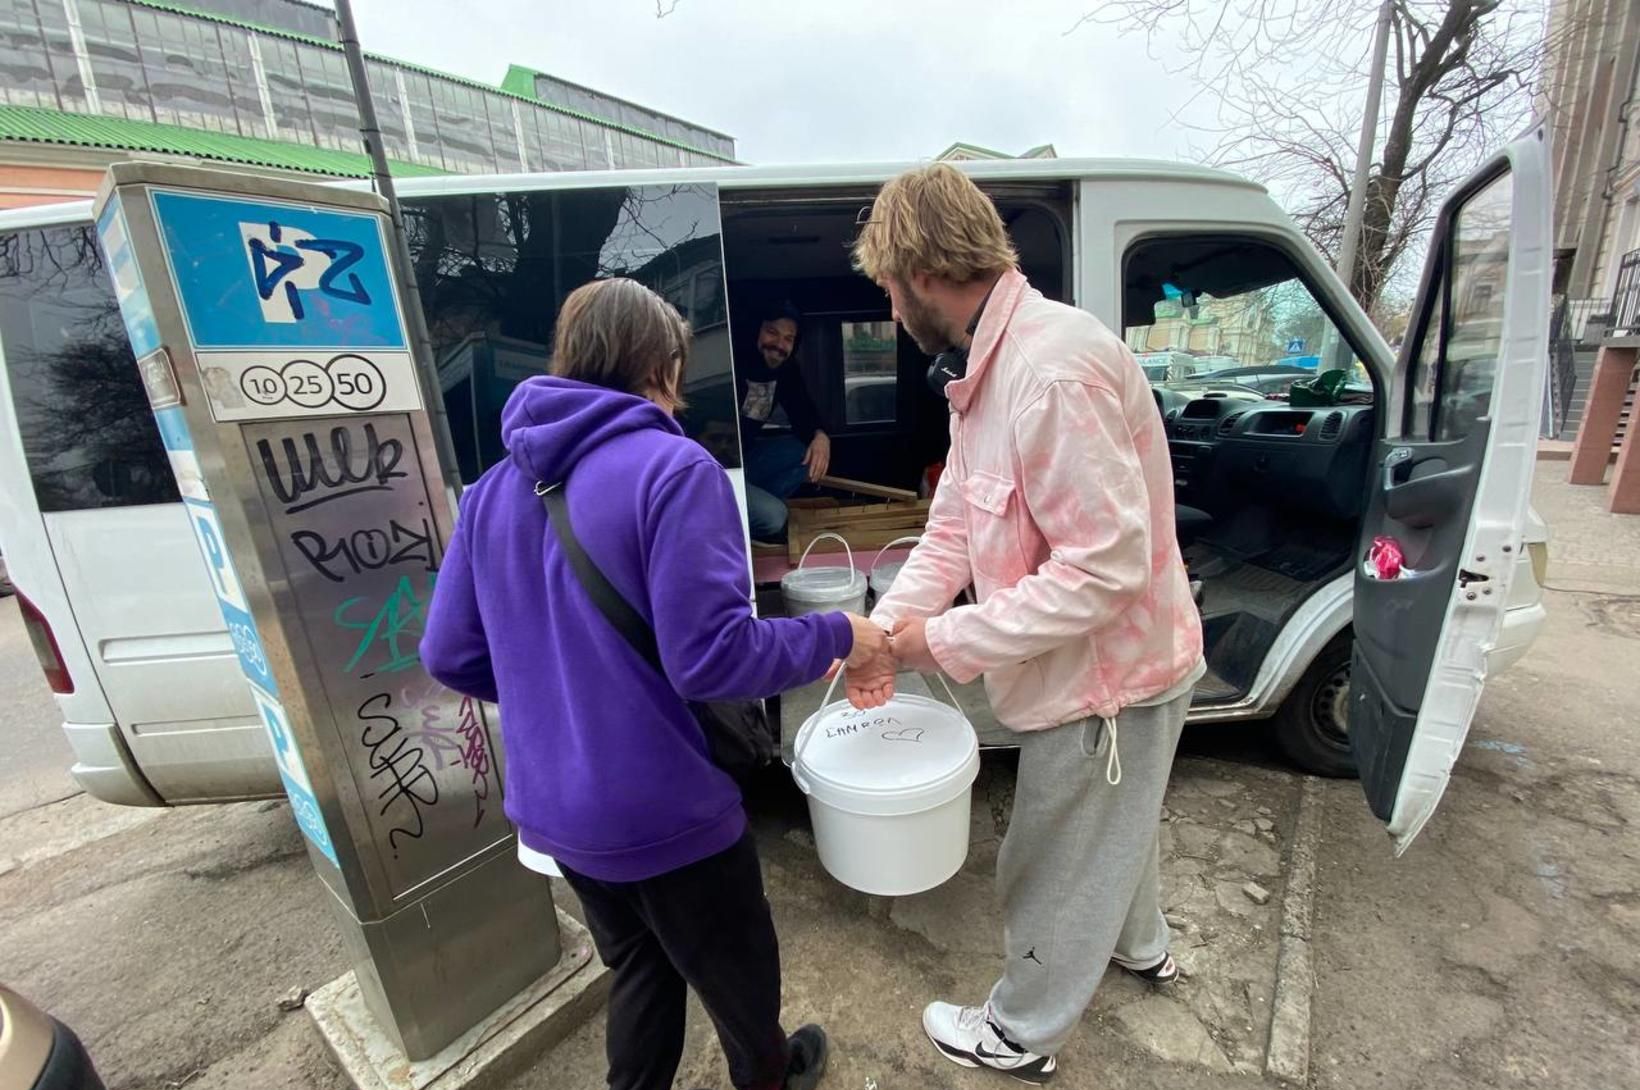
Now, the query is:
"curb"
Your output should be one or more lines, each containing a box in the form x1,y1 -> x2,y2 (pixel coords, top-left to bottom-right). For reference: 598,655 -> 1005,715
1265,775 -> 1323,1084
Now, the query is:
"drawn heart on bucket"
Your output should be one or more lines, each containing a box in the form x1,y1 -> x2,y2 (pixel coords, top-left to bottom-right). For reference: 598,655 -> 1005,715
881,727 -> 925,743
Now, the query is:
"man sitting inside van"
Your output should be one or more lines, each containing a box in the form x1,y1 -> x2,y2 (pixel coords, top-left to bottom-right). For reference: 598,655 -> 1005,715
737,301 -> 831,543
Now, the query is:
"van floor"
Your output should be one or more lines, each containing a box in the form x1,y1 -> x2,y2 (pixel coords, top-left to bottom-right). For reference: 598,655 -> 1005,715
1188,539 -> 1352,705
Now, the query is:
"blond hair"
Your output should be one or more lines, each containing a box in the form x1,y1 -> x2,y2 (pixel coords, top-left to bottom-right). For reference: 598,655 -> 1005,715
551,278 -> 689,409
852,163 -> 1018,285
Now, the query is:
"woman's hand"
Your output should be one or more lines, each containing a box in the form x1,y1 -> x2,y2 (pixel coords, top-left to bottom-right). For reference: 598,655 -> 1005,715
841,614 -> 896,709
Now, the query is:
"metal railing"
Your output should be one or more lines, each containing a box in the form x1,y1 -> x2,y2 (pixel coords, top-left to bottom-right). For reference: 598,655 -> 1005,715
1614,248 -> 1640,337
1547,295 -> 1612,438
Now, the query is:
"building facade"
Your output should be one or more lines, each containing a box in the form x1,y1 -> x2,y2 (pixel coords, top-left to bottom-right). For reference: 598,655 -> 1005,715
0,0 -> 735,209
1542,0 -> 1640,302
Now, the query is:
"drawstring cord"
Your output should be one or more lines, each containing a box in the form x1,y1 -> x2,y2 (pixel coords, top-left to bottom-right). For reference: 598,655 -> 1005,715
1103,716 -> 1122,786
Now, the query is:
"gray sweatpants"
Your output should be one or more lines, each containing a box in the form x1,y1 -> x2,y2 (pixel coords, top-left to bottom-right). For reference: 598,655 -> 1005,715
987,689 -> 1190,1056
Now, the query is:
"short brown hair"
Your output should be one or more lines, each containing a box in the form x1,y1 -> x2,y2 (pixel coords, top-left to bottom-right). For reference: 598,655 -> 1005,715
551,278 -> 688,407
852,163 -> 1018,285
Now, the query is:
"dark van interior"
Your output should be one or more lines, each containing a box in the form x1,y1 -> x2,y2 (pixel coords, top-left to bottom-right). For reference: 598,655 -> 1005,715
718,183 -> 1075,492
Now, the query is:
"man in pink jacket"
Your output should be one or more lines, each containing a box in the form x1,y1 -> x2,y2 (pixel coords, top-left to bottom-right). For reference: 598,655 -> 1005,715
852,164 -> 1205,1084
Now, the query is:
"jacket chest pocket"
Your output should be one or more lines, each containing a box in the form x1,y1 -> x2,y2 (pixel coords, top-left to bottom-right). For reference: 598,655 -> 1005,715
960,470 -> 1023,579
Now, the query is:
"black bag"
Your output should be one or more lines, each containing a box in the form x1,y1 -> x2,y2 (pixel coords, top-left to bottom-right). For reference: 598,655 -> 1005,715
537,481 -> 778,782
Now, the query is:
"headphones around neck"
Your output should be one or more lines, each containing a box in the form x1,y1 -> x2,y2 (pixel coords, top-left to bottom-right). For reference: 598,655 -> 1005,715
926,287 -> 997,399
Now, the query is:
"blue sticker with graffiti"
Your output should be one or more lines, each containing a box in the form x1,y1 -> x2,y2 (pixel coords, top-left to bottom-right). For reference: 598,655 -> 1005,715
149,190 -> 406,351
95,196 -> 162,358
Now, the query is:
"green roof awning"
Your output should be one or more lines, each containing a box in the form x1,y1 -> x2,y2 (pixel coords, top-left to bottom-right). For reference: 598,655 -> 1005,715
0,104 -> 447,180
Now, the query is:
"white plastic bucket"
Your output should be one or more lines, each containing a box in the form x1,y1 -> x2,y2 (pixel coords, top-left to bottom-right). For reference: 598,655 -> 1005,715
867,535 -> 921,602
792,670 -> 980,896
782,532 -> 867,617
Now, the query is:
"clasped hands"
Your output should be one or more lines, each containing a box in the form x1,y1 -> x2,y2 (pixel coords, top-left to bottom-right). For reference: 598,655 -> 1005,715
837,614 -> 939,710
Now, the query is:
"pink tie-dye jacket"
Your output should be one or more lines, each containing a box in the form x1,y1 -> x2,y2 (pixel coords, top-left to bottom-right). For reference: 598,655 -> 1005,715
872,270 -> 1203,730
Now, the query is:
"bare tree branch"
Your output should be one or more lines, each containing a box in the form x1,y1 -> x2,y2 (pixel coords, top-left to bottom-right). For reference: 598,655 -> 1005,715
1096,0 -> 1551,314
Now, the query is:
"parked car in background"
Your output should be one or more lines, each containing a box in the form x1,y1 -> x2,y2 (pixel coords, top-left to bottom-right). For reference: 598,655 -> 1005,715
1193,363 -> 1318,396
1136,350 -> 1214,382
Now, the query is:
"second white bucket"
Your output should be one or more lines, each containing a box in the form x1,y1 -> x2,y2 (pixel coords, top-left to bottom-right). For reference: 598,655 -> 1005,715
792,670 -> 980,896
782,532 -> 867,617
868,535 -> 921,603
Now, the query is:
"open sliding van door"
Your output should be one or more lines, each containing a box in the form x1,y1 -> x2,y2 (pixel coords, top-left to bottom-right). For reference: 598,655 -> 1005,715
1348,125 -> 1552,854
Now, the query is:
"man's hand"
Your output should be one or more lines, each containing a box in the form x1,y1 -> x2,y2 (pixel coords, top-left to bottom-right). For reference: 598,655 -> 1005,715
803,431 -> 831,483
841,613 -> 896,709
890,617 -> 940,674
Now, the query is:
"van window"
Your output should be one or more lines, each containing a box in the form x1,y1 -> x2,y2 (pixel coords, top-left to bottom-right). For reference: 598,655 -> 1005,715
1122,236 -> 1368,399
1405,171 -> 1511,442
0,225 -> 180,512
401,184 -> 738,481
841,320 -> 897,426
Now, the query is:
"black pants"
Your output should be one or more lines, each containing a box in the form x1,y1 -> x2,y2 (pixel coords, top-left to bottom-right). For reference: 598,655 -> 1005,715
561,831 -> 789,1090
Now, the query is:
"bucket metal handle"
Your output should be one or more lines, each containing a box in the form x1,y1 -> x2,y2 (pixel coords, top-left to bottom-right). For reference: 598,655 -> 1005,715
797,531 -> 856,575
868,535 -> 921,575
790,661 -> 964,796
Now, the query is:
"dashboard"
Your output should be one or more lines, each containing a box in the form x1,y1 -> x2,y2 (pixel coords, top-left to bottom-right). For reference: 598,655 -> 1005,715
1153,385 -> 1376,522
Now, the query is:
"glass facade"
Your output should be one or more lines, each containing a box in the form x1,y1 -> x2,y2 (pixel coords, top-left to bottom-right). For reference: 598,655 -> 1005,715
531,72 -> 734,160
0,0 -> 733,175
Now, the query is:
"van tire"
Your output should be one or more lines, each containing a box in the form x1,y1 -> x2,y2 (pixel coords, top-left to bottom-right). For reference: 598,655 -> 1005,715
1272,633 -> 1358,778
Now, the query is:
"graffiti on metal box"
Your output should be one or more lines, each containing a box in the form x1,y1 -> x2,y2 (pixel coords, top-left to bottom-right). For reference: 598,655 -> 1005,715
334,573 -> 434,679
292,517 -> 436,583
254,422 -> 406,515
357,692 -> 440,855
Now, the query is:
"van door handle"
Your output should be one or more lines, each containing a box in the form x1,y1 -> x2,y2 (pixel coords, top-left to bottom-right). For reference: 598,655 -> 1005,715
1381,446 -> 1413,492
1384,465 -> 1470,527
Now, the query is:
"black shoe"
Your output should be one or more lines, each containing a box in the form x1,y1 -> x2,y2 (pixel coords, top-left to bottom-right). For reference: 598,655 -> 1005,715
784,1024 -> 829,1089
1115,951 -> 1179,985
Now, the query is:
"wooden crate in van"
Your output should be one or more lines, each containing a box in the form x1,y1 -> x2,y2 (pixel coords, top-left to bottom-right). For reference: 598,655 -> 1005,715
786,494 -> 930,564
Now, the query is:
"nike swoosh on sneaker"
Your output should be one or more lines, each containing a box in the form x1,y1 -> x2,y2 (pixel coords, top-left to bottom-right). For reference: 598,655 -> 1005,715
974,1042 -> 1027,1067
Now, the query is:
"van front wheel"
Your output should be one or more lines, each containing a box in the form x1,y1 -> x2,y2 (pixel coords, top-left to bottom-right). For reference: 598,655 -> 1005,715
1272,634 -> 1358,778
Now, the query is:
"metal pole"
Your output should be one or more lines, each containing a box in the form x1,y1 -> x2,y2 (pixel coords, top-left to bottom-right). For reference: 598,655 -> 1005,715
334,0 -> 463,497
1337,0 -> 1396,299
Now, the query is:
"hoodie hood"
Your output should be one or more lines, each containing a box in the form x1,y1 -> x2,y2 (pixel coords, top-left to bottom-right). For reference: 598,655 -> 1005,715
502,376 -> 682,486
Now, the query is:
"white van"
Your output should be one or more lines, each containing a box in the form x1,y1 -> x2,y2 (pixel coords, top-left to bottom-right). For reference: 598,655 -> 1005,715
0,137 -> 1550,846
1135,350 -> 1211,383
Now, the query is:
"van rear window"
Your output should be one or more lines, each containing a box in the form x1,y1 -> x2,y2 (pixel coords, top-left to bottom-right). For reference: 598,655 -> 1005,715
0,225 -> 179,512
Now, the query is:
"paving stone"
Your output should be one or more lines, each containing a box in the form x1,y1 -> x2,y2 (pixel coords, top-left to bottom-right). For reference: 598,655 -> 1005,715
1112,995 -> 1235,1073
1172,821 -> 1220,859
1215,880 -> 1257,917
1196,779 -> 1243,798
889,869 -> 998,956
1217,831 -> 1281,877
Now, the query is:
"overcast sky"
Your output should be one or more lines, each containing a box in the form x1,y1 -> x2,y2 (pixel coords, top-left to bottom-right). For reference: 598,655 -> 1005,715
349,0 -> 1214,165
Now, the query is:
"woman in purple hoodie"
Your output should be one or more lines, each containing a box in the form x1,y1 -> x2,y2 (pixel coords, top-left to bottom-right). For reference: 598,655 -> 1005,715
422,278 -> 890,1090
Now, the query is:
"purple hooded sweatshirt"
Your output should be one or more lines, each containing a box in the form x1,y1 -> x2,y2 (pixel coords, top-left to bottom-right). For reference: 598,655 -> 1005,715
421,376 -> 852,882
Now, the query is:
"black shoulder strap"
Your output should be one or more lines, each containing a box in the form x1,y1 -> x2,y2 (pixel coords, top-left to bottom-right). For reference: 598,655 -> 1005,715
537,482 -> 667,678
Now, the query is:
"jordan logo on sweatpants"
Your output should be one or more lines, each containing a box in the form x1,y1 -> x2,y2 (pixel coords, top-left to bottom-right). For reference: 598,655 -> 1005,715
1022,947 -> 1044,966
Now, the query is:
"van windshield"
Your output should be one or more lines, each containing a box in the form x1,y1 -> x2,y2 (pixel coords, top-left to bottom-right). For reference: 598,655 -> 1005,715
1122,236 -> 1371,403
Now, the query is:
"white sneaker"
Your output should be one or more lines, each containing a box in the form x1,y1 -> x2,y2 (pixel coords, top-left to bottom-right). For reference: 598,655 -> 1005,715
921,1001 -> 1057,1084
